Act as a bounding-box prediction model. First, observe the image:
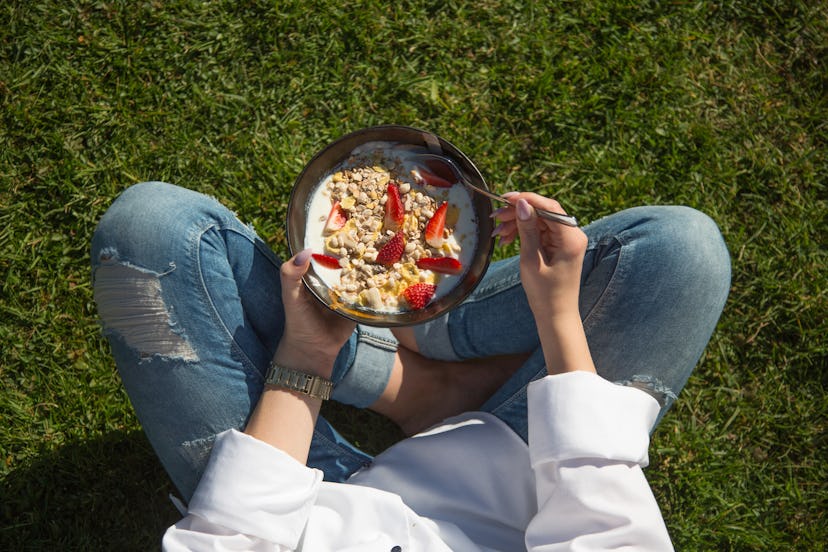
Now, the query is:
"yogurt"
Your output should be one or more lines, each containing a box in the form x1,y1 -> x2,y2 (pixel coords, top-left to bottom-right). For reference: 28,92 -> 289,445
304,142 -> 478,312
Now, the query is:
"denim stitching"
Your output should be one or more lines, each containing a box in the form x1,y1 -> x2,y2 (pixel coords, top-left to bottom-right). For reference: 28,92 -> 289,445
357,331 -> 398,351
193,218 -> 265,380
581,235 -> 628,332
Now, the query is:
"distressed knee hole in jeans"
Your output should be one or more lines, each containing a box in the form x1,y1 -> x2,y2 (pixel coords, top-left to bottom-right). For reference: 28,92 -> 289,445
94,256 -> 198,362
619,375 -> 675,408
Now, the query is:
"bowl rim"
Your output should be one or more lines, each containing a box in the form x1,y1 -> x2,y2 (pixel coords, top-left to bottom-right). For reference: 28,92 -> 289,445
286,124 -> 495,327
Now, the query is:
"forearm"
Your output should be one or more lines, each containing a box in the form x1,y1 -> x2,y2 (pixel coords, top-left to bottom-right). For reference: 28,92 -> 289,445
535,309 -> 596,376
244,389 -> 320,465
244,343 -> 335,465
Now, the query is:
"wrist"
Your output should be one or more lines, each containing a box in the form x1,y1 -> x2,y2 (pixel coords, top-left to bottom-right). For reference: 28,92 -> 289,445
532,304 -> 581,330
264,362 -> 333,401
273,341 -> 338,380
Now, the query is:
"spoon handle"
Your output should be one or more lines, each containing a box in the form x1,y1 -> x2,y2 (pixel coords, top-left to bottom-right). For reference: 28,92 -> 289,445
412,153 -> 579,227
533,207 -> 579,227
480,187 -> 579,227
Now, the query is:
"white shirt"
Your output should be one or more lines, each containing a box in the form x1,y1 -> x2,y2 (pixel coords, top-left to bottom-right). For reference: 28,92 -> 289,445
163,372 -> 674,550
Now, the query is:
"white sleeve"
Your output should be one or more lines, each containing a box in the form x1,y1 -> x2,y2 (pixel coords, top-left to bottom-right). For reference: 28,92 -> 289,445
162,429 -> 323,551
525,372 -> 674,551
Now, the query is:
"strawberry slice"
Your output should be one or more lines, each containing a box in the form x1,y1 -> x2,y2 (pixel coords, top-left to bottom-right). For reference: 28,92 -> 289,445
424,202 -> 448,248
416,256 -> 463,275
383,183 -> 405,231
375,231 -> 405,265
311,253 -> 341,269
413,168 -> 454,188
402,283 -> 437,310
323,201 -> 348,234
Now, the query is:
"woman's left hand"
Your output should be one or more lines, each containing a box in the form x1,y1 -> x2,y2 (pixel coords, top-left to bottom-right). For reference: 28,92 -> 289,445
276,249 -> 356,377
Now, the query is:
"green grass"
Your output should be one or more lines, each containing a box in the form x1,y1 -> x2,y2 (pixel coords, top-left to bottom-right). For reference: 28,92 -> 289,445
1,0 -> 825,549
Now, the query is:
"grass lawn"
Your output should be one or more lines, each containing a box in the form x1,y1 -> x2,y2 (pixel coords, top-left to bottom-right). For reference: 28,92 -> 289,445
1,1 -> 825,549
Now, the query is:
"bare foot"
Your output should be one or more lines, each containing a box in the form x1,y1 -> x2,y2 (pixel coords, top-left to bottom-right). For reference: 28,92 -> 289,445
370,347 -> 529,436
390,326 -> 418,352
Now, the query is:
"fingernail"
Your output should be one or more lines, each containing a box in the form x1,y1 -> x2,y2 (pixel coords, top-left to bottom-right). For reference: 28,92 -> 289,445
517,199 -> 533,221
490,206 -> 507,219
501,191 -> 519,199
491,222 -> 504,237
294,248 -> 312,266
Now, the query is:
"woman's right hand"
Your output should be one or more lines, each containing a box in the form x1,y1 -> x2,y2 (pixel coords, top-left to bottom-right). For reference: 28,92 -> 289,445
494,192 -> 587,320
493,192 -> 595,375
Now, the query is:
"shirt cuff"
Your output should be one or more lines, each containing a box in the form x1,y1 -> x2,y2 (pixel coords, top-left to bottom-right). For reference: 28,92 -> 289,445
187,429 -> 322,546
527,372 -> 661,468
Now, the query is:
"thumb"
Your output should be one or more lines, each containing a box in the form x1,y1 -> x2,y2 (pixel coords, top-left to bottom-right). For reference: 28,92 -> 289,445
515,198 -> 542,259
280,248 -> 312,300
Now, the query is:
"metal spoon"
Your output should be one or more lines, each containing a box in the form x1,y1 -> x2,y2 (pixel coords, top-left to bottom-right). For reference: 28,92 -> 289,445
412,153 -> 578,227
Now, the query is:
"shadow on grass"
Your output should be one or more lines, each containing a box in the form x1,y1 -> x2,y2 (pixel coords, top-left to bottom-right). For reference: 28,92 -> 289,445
1,429 -> 179,551
0,406 -> 402,551
321,400 -> 405,456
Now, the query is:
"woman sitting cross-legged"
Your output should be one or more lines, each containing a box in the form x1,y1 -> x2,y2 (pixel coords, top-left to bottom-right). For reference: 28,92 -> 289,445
91,181 -> 730,550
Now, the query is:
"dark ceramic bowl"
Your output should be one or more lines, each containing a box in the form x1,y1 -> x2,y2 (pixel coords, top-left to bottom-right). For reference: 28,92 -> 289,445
286,125 -> 495,327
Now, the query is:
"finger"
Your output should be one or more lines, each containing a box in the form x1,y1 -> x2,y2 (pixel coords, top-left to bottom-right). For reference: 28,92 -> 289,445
501,191 -> 520,203
515,198 -> 542,260
499,232 -> 517,246
500,193 -> 569,223
282,248 -> 312,279
491,205 -> 516,222
280,248 -> 312,300
496,223 -> 518,245
491,219 -> 516,237
512,192 -> 567,216
492,219 -> 519,248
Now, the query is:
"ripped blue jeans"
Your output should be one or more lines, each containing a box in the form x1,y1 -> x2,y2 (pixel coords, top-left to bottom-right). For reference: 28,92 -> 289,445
91,182 -> 730,501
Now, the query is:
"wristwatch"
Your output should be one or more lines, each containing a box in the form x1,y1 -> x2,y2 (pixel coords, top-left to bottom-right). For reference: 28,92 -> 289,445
264,362 -> 333,401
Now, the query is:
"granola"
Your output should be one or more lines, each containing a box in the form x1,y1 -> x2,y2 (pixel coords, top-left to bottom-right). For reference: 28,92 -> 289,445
305,143 -> 476,312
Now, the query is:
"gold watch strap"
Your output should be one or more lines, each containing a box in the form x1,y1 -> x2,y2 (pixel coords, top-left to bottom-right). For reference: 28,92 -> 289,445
264,362 -> 333,401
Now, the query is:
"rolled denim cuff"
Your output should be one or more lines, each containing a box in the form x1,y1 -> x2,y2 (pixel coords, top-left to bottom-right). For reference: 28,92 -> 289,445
412,316 -> 459,361
331,325 -> 397,408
